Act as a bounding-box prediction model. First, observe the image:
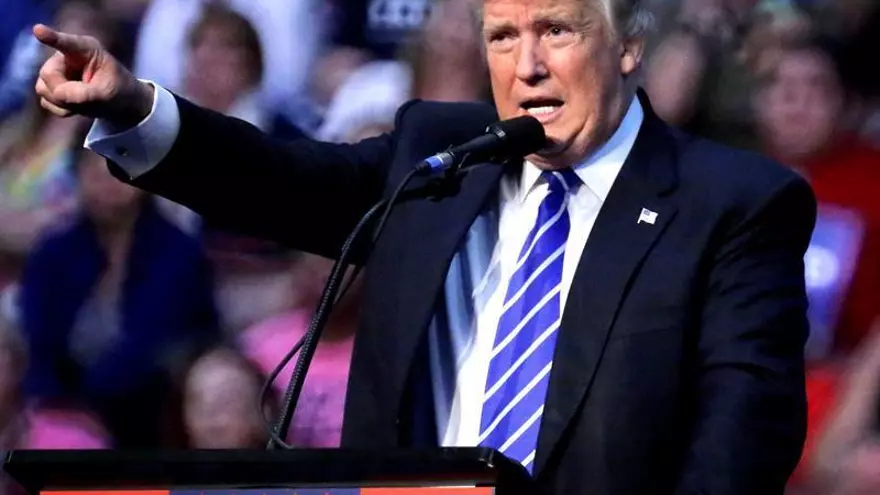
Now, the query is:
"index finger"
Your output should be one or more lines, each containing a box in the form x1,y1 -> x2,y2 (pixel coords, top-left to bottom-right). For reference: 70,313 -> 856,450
32,24 -> 94,59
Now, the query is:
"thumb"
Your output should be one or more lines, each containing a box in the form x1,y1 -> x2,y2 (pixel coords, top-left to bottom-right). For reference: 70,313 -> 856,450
33,24 -> 95,59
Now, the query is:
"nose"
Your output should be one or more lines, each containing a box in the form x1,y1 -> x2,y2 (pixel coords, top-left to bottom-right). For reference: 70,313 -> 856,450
514,35 -> 548,85
779,82 -> 810,111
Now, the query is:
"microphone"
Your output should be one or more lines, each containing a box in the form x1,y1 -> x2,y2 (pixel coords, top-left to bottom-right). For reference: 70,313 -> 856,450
265,116 -> 545,449
416,115 -> 546,174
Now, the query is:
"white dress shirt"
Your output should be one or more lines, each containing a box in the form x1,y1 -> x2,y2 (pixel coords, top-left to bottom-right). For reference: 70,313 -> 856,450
85,82 -> 180,177
437,99 -> 644,446
84,87 -> 644,447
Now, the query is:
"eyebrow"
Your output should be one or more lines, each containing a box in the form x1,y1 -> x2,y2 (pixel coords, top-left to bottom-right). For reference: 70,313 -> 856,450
481,17 -> 515,34
483,7 -> 591,33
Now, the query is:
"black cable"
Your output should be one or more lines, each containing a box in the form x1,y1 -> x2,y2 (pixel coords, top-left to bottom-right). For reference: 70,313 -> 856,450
266,166 -> 425,449
336,154 -> 475,304
262,199 -> 386,449
333,167 -> 433,304
336,153 -> 478,308
258,334 -> 305,449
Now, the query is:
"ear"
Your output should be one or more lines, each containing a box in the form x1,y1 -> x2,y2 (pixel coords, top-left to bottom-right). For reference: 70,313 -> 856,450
620,36 -> 645,76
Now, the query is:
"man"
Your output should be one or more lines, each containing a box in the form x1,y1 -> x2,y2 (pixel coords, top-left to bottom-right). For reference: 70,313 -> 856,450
31,0 -> 815,492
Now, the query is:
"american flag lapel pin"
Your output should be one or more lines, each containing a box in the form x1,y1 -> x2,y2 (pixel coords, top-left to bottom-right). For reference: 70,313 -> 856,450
638,208 -> 658,225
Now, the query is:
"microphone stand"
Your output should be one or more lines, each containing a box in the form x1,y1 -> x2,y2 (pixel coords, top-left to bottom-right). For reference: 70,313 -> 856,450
263,160 -> 470,449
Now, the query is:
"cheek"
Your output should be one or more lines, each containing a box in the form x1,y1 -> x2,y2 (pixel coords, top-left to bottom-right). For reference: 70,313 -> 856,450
815,99 -> 841,124
549,48 -> 605,100
487,55 -> 516,93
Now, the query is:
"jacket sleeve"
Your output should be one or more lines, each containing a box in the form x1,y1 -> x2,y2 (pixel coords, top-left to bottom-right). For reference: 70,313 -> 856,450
108,94 -> 415,259
675,176 -> 817,494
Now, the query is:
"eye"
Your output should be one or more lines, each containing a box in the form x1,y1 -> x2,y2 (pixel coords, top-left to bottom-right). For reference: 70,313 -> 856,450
546,24 -> 569,36
486,30 -> 513,43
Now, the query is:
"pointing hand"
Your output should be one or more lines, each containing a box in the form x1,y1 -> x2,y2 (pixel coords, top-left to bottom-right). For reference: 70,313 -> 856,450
33,24 -> 154,128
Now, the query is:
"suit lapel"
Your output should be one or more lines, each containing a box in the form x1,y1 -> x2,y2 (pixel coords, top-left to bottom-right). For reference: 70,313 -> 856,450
388,161 -> 506,425
534,97 -> 680,474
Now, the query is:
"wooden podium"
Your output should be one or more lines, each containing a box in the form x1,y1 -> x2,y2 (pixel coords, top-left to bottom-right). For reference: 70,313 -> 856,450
4,448 -> 534,495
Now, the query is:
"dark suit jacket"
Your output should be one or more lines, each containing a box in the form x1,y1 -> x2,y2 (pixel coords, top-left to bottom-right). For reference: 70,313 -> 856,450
113,90 -> 816,494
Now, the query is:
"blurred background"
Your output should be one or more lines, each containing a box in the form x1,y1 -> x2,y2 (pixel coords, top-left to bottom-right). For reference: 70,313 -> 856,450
0,0 -> 878,494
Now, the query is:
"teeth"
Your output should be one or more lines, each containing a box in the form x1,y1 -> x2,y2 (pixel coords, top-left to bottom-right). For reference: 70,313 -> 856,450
526,106 -> 559,115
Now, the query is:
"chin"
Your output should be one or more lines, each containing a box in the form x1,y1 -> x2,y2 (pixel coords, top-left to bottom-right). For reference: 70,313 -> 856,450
528,148 -> 571,170
536,133 -> 566,152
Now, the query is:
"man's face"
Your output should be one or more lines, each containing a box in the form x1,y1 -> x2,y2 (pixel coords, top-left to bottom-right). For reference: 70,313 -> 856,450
482,0 -> 640,169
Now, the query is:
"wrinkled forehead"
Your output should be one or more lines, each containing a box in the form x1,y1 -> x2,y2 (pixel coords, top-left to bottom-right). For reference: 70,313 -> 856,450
479,0 -> 609,29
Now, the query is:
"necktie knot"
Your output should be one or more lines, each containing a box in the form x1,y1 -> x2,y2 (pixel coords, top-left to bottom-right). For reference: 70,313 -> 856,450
542,168 -> 581,195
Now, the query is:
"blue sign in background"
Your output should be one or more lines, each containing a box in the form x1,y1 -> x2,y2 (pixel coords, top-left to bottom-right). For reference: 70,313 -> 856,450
803,203 -> 865,361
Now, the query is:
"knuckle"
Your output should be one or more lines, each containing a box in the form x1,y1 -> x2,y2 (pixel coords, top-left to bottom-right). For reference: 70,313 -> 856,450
81,34 -> 101,50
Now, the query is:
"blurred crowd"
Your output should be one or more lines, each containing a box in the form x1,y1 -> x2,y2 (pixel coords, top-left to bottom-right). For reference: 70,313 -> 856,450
0,0 -> 878,494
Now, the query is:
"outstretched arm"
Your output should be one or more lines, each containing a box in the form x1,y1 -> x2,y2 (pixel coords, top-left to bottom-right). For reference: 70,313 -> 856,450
95,87 -> 400,257
33,24 -> 401,258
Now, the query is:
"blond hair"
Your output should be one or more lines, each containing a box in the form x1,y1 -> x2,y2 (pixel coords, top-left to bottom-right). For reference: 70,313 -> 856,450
473,0 -> 655,40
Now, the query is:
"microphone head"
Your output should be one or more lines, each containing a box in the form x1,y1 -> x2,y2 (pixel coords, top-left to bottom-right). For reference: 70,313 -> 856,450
486,116 -> 547,158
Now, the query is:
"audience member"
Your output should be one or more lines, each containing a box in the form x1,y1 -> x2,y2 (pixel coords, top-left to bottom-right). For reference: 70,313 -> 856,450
809,328 -> 880,495
177,345 -> 272,449
646,0 -> 772,150
18,147 -> 218,449
754,37 -> 880,355
309,47 -> 374,116
132,0 -> 323,112
176,4 -> 304,335
403,0 -> 489,102
240,253 -> 358,448
752,36 -> 880,490
2,1 -> 880,490
0,316 -> 107,495
0,318 -> 26,453
0,318 -> 26,495
0,0 -> 119,290
315,60 -> 412,144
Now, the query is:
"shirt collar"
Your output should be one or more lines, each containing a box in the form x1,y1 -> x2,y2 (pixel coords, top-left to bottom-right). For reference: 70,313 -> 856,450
516,96 -> 645,203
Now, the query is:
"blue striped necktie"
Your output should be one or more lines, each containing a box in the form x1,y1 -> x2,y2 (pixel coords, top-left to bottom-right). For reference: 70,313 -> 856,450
478,168 -> 580,473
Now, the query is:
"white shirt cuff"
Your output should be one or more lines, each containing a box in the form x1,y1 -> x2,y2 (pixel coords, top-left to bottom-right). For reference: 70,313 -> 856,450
84,80 -> 180,178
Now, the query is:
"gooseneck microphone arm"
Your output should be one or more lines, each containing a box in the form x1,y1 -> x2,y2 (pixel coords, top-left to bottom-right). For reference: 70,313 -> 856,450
263,166 -> 425,449
260,197 -> 385,449
264,199 -> 388,449
262,115 -> 546,448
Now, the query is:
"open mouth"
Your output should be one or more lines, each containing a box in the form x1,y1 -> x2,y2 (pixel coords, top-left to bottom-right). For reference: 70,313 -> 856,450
521,98 -> 564,122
